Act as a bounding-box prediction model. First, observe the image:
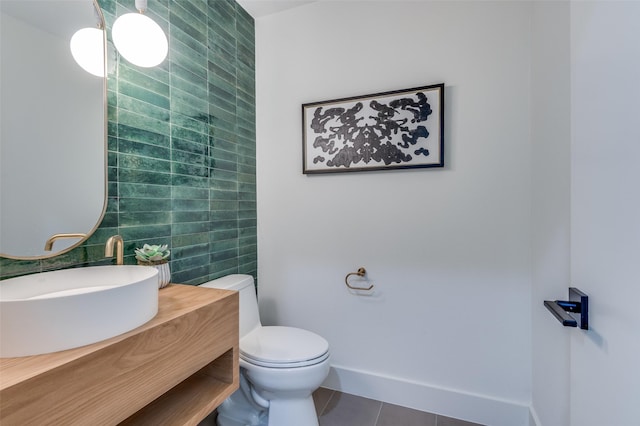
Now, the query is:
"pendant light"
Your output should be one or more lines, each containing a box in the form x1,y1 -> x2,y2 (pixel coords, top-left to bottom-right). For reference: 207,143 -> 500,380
112,0 -> 168,68
70,5 -> 105,77
70,27 -> 104,77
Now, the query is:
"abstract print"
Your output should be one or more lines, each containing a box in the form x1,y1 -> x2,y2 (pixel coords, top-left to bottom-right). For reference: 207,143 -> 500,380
303,84 -> 444,173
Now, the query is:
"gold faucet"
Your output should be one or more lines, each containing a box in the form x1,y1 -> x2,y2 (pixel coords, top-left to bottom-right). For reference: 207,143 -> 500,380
44,233 -> 86,251
105,235 -> 124,265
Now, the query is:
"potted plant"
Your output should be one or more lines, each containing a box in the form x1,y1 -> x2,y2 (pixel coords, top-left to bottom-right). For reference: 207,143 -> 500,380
135,244 -> 171,288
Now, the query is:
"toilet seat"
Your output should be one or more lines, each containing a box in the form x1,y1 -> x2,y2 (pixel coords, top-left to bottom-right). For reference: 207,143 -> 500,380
240,326 -> 330,368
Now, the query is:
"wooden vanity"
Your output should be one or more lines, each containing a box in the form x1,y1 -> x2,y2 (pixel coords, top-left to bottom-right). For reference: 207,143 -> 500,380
0,284 -> 239,425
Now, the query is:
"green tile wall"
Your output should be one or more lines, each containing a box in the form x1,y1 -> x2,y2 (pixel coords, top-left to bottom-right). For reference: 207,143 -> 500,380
0,0 -> 256,284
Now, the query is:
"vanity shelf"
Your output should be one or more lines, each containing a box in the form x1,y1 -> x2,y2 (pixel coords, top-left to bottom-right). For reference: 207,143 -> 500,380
0,284 -> 239,425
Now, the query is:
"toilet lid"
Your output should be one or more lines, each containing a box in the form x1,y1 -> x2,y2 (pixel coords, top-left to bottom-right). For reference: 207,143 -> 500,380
240,326 -> 329,368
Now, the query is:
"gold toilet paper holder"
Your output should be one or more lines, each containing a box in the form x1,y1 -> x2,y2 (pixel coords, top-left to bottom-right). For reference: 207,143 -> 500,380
345,267 -> 374,291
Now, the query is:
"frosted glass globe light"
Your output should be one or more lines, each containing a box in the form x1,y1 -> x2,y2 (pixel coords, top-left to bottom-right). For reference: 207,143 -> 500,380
70,27 -> 104,77
112,12 -> 168,68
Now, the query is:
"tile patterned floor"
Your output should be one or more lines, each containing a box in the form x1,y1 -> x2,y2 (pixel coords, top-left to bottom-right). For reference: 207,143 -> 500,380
313,388 -> 484,426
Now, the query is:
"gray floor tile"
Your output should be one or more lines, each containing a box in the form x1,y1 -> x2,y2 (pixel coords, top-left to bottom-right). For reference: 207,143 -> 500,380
436,415 -> 485,426
319,392 -> 382,426
314,387 -> 335,415
377,402 -> 437,426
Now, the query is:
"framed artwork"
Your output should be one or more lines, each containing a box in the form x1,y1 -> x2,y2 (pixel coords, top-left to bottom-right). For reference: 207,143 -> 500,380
302,83 -> 444,174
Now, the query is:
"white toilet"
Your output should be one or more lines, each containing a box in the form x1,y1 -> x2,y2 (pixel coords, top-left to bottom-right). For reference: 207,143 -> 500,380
200,274 -> 330,426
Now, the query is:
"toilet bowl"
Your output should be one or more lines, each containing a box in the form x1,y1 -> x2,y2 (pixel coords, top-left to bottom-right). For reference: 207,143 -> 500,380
200,274 -> 330,426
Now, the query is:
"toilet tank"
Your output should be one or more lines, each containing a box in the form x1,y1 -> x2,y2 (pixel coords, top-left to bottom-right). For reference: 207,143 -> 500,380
199,274 -> 261,338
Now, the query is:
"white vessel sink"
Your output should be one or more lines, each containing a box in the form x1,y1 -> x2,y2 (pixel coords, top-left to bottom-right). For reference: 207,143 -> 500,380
0,265 -> 159,358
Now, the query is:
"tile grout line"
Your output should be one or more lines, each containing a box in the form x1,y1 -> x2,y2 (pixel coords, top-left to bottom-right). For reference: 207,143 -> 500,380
314,389 -> 482,426
372,401 -> 383,426
318,389 -> 336,417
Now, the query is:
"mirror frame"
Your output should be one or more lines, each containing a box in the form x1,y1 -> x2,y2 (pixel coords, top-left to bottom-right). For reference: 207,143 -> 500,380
0,0 -> 108,260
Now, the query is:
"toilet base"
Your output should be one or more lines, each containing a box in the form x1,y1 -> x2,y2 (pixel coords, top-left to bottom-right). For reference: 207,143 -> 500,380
216,373 -> 320,426
267,397 -> 318,426
216,394 -> 318,426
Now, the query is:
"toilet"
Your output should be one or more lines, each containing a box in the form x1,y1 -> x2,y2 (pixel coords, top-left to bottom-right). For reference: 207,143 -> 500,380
200,274 -> 330,426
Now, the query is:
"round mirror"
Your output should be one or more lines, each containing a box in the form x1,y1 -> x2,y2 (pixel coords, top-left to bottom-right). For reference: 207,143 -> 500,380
0,0 -> 107,259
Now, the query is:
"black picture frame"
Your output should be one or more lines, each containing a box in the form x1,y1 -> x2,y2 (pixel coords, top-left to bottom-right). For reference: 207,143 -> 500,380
302,83 -> 444,174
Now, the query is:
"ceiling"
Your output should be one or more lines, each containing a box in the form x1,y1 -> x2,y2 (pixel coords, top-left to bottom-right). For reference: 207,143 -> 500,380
235,0 -> 316,18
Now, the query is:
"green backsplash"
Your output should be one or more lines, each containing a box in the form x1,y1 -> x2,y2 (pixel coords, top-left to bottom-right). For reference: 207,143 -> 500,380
0,0 -> 256,284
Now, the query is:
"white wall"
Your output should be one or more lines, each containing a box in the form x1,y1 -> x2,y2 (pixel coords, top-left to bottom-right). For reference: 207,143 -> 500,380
529,3 -> 571,426
256,2 -> 533,425
570,2 -> 640,425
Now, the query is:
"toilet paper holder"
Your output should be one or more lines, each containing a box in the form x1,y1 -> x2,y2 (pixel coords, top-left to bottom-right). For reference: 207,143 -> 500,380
345,267 -> 374,291
544,287 -> 589,330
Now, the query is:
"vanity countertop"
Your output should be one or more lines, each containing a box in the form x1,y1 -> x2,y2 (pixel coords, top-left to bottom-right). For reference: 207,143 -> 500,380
0,283 -> 239,425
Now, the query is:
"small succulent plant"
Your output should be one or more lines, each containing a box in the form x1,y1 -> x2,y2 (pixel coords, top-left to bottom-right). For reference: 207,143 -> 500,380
135,244 -> 170,263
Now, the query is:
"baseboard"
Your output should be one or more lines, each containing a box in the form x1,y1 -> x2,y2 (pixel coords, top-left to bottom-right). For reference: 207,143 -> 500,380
322,365 -> 531,426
